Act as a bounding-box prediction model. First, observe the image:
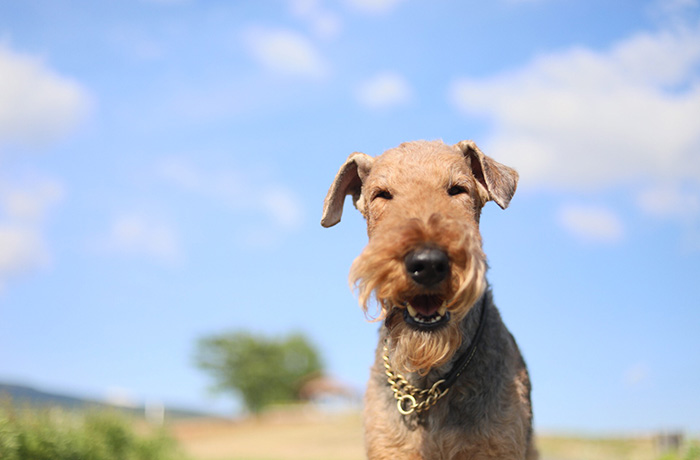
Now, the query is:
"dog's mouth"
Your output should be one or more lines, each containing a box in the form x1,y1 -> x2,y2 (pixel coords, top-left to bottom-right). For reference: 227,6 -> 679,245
402,295 -> 450,331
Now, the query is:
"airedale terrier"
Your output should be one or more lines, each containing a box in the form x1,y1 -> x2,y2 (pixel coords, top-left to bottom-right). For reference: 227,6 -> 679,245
321,140 -> 536,459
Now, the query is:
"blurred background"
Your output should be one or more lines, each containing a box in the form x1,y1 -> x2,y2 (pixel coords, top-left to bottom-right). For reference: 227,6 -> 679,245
0,0 -> 698,443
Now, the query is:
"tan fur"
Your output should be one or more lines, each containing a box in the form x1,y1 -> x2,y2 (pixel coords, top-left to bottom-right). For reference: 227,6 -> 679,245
322,140 -> 536,459
350,213 -> 486,374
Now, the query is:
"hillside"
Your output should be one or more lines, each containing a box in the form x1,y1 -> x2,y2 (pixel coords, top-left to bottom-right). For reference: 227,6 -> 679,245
0,381 -> 210,420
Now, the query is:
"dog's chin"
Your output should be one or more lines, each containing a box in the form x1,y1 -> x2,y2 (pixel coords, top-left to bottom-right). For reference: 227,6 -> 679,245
387,295 -> 463,374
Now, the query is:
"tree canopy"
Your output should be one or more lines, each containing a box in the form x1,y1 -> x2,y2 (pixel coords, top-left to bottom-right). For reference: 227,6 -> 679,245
194,331 -> 323,414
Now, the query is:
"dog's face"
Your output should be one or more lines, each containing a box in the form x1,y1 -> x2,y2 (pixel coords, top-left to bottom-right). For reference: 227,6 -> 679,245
322,140 -> 517,373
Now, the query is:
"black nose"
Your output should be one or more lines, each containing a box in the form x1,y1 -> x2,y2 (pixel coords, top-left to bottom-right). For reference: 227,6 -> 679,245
404,247 -> 450,287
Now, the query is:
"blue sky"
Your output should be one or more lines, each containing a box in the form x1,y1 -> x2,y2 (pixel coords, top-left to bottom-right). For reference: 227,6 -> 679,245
0,0 -> 699,434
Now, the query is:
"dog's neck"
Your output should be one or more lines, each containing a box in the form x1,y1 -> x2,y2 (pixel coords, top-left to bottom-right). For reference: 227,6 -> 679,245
439,291 -> 490,384
383,290 -> 490,388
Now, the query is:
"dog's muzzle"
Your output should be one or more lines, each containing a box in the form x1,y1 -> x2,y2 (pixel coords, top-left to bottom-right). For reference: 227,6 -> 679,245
402,246 -> 452,330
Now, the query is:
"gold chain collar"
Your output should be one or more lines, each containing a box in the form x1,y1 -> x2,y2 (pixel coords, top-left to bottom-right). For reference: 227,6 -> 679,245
381,297 -> 490,416
382,344 -> 449,416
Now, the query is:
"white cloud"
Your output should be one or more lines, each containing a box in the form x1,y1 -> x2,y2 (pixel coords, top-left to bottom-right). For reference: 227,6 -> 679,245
637,183 -> 700,218
261,186 -> 304,229
0,41 -> 85,288
1,180 -> 64,222
356,72 -> 412,109
0,226 -> 49,290
624,362 -> 650,387
288,0 -> 342,39
558,204 -> 624,243
99,214 -> 182,265
0,43 -> 92,146
157,157 -> 203,192
158,158 -> 304,233
0,178 -> 63,289
345,0 -> 406,14
449,23 -> 700,191
242,27 -> 328,78
635,182 -> 700,250
648,0 -> 699,23
108,27 -> 165,61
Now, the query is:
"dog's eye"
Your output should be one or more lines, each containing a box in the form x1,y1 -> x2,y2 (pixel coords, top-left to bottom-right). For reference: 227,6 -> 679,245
374,190 -> 393,200
447,185 -> 467,196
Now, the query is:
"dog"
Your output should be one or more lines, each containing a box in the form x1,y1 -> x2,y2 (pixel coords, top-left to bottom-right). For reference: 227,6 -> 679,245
322,140 -> 536,459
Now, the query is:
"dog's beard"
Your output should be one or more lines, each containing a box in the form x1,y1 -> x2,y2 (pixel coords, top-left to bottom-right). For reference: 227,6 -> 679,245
386,311 -> 464,374
350,214 -> 487,374
385,272 -> 486,375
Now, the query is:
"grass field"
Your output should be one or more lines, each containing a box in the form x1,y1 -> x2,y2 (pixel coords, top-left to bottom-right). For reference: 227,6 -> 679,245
172,410 -> 364,460
3,399 -> 694,460
170,409 -> 697,460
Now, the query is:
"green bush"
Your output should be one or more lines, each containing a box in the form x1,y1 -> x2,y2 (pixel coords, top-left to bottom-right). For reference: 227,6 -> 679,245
657,442 -> 700,460
0,406 -> 187,460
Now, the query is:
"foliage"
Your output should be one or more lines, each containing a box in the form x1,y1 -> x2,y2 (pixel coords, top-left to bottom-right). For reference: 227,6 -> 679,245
658,442 -> 700,460
195,331 -> 323,414
0,405 -> 187,460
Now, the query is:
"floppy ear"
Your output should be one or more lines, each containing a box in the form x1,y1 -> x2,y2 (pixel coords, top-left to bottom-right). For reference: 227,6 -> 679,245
455,140 -> 518,209
321,152 -> 374,227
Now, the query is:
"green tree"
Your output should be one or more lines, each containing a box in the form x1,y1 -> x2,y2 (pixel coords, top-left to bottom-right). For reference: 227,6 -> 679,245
194,331 -> 323,414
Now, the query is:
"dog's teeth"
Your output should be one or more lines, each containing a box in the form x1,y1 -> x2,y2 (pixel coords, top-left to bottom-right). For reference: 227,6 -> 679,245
438,304 -> 447,316
406,304 -> 418,318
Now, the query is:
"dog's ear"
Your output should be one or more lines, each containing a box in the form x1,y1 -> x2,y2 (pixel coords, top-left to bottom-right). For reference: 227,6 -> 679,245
455,140 -> 518,209
321,152 -> 374,227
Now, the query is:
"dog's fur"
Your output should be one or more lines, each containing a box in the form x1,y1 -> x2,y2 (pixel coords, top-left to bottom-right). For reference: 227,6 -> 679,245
322,140 -> 536,459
